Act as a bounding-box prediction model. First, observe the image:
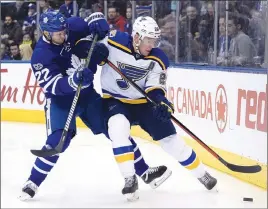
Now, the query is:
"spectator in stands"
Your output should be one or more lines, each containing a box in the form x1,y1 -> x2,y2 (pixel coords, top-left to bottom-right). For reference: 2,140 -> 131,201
161,21 -> 176,46
202,2 -> 214,39
159,39 -> 175,61
124,5 -> 132,35
107,5 -> 126,32
39,0 -> 54,13
0,42 -> 11,60
30,29 -> 39,50
227,14 -> 257,66
15,1 -> 33,27
19,44 -> 33,60
136,0 -> 152,17
155,0 -> 172,21
248,8 -> 266,60
79,1 -> 103,19
179,5 -> 200,61
22,3 -> 37,35
59,0 -> 79,18
158,13 -> 175,28
180,0 -> 202,15
1,15 -> 23,46
182,5 -> 200,36
190,16 -> 212,62
9,43 -> 22,60
217,16 -> 231,65
112,1 -> 127,19
92,2 -> 103,13
1,2 -> 17,22
21,32 -> 33,46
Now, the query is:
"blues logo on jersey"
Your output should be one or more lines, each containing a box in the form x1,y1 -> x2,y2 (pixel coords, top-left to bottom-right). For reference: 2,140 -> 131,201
116,62 -> 152,90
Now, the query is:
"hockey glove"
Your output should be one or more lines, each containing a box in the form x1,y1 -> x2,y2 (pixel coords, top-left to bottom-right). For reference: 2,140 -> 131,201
148,89 -> 174,122
92,43 -> 109,66
86,12 -> 109,41
68,67 -> 94,90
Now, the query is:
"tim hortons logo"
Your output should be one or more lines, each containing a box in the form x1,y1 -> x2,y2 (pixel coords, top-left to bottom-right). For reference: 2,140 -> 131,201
1,68 -> 45,105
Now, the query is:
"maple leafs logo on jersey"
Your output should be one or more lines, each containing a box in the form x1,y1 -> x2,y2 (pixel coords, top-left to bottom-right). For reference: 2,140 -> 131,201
66,54 -> 84,75
43,17 -> 48,23
116,62 -> 151,90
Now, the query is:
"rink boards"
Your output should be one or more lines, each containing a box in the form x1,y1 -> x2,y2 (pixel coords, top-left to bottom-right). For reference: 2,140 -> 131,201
1,62 -> 267,189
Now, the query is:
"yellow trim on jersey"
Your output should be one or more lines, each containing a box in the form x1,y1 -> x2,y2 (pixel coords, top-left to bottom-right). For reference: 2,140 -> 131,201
103,94 -> 147,104
115,153 -> 134,163
145,56 -> 166,71
185,157 -> 201,170
75,38 -> 90,46
75,39 -> 81,46
145,87 -> 166,95
108,39 -> 132,53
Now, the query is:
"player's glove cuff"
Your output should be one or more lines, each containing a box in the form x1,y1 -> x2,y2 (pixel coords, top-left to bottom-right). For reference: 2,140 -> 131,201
147,89 -> 174,122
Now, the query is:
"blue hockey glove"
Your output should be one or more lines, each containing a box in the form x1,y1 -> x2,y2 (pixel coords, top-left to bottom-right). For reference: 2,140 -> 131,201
86,12 -> 109,40
92,43 -> 109,66
148,90 -> 174,122
68,67 -> 94,90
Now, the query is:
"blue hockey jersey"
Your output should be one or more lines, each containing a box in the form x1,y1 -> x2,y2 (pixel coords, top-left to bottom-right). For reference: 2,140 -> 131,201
31,16 -> 96,101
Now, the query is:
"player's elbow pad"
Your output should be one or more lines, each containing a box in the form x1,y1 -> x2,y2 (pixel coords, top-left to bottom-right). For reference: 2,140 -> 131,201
52,76 -> 77,96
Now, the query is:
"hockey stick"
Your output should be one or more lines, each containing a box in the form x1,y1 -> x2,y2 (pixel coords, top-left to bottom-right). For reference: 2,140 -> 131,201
107,60 -> 262,174
30,34 -> 99,157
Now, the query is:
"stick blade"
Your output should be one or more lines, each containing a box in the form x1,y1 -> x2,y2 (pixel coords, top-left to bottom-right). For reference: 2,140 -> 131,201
30,149 -> 59,157
226,163 -> 262,173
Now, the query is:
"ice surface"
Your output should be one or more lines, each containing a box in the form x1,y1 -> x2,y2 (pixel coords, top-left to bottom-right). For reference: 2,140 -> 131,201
1,122 -> 267,208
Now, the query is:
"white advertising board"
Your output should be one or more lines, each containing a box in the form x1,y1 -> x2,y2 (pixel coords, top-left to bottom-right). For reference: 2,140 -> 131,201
167,68 -> 267,163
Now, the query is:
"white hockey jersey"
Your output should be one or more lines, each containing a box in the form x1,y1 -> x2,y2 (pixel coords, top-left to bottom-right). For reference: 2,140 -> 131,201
100,30 -> 169,104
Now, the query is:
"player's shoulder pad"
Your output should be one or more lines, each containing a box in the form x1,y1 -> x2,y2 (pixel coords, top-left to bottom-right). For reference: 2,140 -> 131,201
31,47 -> 54,68
107,30 -> 131,49
144,48 -> 169,71
67,16 -> 88,32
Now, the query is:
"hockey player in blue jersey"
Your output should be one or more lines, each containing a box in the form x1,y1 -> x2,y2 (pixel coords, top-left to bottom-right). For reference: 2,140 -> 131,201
96,16 -> 218,201
19,12 -> 171,201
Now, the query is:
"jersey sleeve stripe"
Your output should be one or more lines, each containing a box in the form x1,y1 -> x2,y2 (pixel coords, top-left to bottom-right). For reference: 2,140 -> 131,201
145,87 -> 166,95
43,74 -> 62,93
144,56 -> 166,71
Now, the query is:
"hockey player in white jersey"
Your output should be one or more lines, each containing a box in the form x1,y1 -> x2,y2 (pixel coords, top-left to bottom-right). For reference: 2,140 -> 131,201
99,16 -> 218,201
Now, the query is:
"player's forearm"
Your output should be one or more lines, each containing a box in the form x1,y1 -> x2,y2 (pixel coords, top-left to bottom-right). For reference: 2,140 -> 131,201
53,76 -> 78,95
40,75 -> 76,96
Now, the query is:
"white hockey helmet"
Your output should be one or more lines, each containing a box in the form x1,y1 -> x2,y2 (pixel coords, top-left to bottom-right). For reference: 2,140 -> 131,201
132,16 -> 161,49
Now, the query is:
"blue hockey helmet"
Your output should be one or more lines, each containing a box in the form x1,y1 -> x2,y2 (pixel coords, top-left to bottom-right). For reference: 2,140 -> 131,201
39,11 -> 67,34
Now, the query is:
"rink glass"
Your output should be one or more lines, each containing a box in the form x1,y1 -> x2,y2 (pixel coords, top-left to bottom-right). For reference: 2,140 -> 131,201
1,0 -> 267,68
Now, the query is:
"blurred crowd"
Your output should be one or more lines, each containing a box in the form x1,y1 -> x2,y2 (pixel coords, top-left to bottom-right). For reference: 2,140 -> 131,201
1,0 -> 267,68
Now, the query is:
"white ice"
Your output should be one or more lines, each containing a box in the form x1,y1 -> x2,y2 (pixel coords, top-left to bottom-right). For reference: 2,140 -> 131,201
1,121 -> 267,208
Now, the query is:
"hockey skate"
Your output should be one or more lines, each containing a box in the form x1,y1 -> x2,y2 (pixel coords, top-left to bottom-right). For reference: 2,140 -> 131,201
18,180 -> 38,201
141,166 -> 172,189
122,175 -> 139,202
198,171 -> 217,190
